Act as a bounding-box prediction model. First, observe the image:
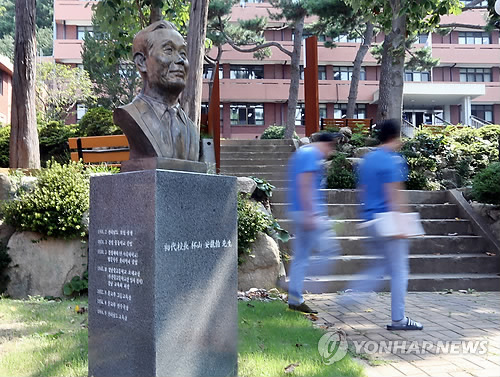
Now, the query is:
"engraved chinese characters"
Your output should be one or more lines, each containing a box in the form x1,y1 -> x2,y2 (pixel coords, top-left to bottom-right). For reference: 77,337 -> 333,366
95,228 -> 141,323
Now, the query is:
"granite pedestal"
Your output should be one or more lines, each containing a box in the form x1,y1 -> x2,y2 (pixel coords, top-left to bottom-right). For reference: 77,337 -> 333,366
88,169 -> 238,377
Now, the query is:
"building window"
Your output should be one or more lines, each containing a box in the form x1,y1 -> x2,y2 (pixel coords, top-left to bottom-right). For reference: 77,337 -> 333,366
76,103 -> 87,121
300,65 -> 327,80
460,0 -> 488,7
334,66 -> 366,81
295,103 -> 305,126
334,103 -> 366,119
230,103 -> 264,125
319,104 -> 327,121
458,31 -> 490,45
405,70 -> 431,82
229,65 -> 264,79
333,34 -> 363,43
460,68 -> 491,82
292,32 -> 326,42
471,105 -> 493,123
417,33 -> 429,44
202,65 -> 223,79
77,26 -> 93,40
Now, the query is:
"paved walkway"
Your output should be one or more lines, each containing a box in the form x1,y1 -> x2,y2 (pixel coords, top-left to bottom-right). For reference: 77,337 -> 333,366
306,292 -> 500,377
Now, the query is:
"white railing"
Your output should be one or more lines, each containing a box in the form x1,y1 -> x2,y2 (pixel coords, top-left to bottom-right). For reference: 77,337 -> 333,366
470,115 -> 492,129
402,119 -> 416,138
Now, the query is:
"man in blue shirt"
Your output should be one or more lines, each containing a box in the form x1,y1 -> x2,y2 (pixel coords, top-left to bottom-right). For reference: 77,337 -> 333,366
349,119 -> 423,330
287,132 -> 341,313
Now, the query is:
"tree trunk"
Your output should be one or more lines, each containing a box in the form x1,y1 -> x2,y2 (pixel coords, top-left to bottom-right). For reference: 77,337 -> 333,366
346,22 -> 374,119
181,0 -> 209,129
284,14 -> 305,139
149,0 -> 162,24
376,1 -> 406,125
10,0 -> 40,169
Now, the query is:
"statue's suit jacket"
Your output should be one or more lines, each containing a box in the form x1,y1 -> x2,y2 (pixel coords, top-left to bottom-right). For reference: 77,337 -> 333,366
113,95 -> 200,161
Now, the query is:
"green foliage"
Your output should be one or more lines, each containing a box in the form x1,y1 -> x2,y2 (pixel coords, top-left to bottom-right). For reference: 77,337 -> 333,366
327,153 -> 356,189
0,125 -> 9,167
472,162 -> 500,205
0,242 -> 11,293
260,125 -> 298,140
2,161 -> 90,239
249,176 -> 275,198
63,270 -> 89,296
38,121 -> 80,164
237,194 -> 272,264
78,107 -> 120,137
36,62 -> 94,123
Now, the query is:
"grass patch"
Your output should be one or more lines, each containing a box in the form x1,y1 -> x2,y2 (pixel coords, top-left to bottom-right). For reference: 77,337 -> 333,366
0,295 -> 88,377
0,297 -> 364,377
238,300 -> 364,377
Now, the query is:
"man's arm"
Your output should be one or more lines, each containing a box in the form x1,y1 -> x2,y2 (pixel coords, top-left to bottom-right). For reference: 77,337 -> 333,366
297,172 -> 317,230
384,181 -> 409,238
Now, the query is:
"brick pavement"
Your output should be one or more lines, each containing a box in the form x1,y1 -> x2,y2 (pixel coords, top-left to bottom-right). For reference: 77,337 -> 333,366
306,292 -> 500,377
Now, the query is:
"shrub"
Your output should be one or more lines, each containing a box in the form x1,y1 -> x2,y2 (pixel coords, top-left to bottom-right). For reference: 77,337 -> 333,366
0,126 -> 9,168
327,153 -> 356,189
237,194 -> 272,264
261,125 -> 298,139
472,162 -> 500,205
63,270 -> 88,296
78,107 -> 120,136
2,161 -> 90,239
39,121 -> 80,164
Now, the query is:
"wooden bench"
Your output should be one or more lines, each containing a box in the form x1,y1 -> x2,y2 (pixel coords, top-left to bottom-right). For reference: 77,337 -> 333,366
68,135 -> 130,166
321,118 -> 373,134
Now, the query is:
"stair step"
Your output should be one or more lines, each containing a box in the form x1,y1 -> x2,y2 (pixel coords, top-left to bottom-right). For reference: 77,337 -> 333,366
220,165 -> 287,174
290,254 -> 500,275
271,189 -> 450,204
221,152 -> 293,160
280,235 -> 488,254
221,158 -> 290,167
221,145 -> 295,153
292,273 -> 500,292
277,219 -> 473,236
220,139 -> 295,146
271,203 -> 459,219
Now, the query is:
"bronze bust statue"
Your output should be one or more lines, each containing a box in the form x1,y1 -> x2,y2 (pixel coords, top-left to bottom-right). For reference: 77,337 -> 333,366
114,20 -> 203,172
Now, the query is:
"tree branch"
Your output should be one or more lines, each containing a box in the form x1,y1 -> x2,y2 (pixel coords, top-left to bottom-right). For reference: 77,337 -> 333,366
438,23 -> 485,30
226,39 -> 293,57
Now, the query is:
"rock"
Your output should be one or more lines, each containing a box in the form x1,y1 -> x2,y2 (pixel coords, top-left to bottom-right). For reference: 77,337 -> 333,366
299,137 -> 310,146
237,177 -> 257,195
20,176 -> 38,193
340,143 -> 355,156
0,173 -> 11,201
339,127 -> 352,140
238,232 -> 280,291
353,147 -> 377,158
0,219 -> 15,246
441,169 -> 459,188
6,232 -> 88,298
256,202 -> 273,218
347,158 -> 362,167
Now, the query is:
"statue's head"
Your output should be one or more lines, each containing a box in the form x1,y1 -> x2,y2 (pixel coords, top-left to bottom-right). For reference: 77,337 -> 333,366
132,20 -> 189,96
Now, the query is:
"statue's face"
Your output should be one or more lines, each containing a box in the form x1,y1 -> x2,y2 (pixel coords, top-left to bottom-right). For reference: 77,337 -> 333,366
146,28 -> 189,93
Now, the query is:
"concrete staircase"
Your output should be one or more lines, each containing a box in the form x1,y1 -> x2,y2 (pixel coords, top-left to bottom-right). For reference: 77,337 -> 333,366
220,139 -> 295,189
220,139 -> 500,292
272,189 -> 500,292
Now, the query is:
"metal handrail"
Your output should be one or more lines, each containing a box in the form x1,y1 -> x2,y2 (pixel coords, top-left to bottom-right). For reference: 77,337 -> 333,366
470,115 -> 492,129
401,118 -> 416,138
434,115 -> 453,126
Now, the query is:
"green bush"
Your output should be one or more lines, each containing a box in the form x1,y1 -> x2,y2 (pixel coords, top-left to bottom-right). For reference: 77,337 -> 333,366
472,162 -> 500,205
327,153 -> 356,189
0,126 -> 9,168
260,125 -> 298,139
78,107 -> 120,136
39,121 -> 80,164
63,270 -> 88,296
237,194 -> 272,264
2,161 -> 90,239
